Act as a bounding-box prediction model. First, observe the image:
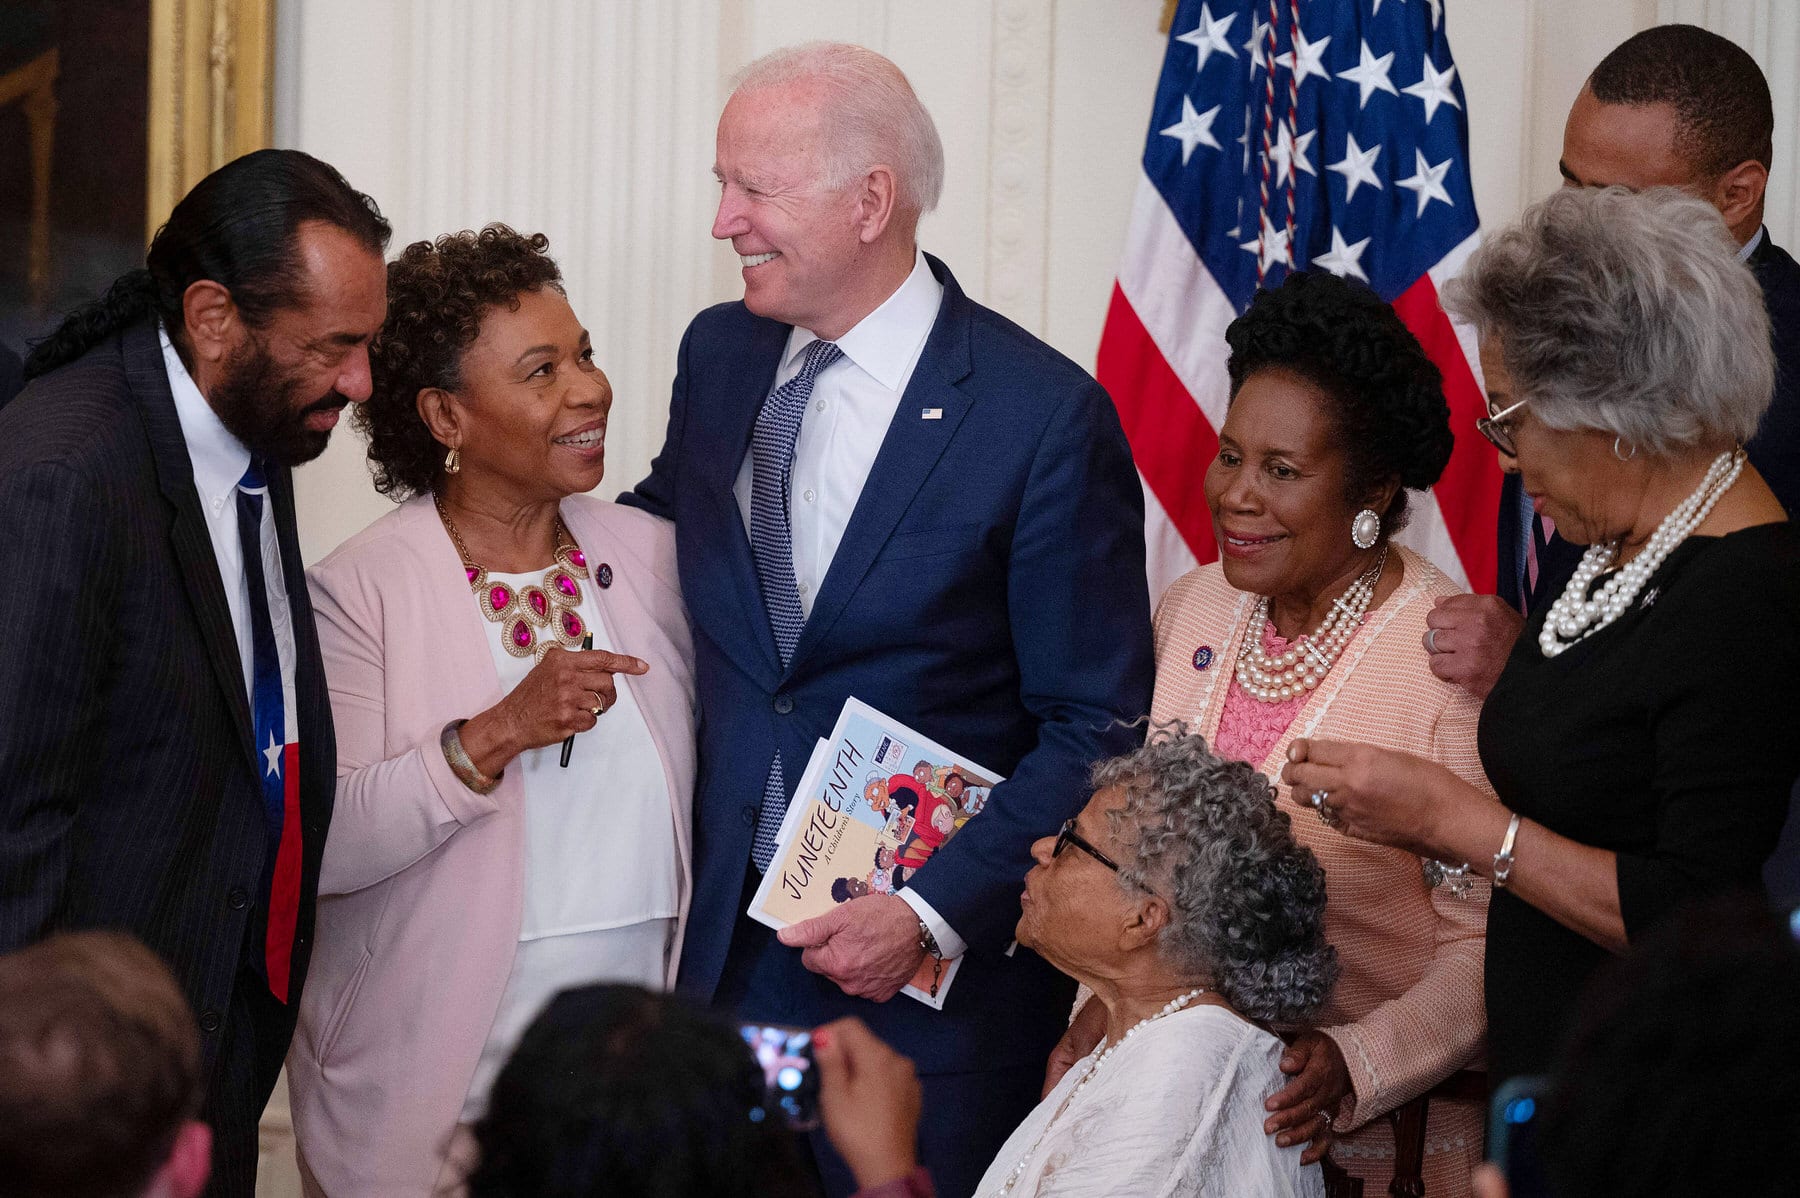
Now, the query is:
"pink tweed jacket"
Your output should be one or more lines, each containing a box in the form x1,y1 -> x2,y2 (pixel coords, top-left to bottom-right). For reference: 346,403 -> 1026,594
1150,546 -> 1490,1196
287,495 -> 695,1197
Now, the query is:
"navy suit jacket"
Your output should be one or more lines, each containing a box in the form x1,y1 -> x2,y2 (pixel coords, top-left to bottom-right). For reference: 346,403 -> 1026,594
625,256 -> 1154,1071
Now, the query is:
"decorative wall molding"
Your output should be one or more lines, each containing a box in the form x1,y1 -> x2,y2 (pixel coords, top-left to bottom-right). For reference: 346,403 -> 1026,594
987,0 -> 1055,335
148,0 -> 275,241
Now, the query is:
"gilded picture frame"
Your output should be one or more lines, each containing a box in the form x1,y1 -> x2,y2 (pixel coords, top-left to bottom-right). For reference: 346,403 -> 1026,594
146,0 -> 274,243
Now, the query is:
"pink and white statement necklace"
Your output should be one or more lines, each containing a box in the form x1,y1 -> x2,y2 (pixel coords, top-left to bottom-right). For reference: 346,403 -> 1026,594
434,492 -> 592,661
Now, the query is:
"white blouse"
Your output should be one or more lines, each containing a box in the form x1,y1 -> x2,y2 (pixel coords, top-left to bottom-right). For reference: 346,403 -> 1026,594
973,1003 -> 1324,1198
477,572 -> 680,938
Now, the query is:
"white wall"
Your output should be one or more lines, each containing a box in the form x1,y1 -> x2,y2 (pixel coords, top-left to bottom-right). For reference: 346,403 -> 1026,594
276,0 -> 1683,566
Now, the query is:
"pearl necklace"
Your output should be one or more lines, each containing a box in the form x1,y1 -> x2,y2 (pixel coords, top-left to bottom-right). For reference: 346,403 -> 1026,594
992,989 -> 1205,1197
1538,448 -> 1743,658
1235,546 -> 1387,703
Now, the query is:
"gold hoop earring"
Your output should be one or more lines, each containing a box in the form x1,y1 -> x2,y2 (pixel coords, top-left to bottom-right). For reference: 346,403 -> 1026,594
445,447 -> 461,475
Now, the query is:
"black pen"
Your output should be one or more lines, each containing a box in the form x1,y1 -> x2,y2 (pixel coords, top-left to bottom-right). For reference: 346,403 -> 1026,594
560,632 -> 595,767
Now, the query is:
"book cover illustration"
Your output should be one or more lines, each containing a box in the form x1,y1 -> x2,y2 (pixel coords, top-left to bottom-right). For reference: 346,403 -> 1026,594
747,697 -> 1003,1008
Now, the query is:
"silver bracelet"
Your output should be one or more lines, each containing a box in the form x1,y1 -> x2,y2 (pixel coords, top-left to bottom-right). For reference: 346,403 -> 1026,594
1492,813 -> 1522,889
1422,858 -> 1475,898
441,719 -> 503,795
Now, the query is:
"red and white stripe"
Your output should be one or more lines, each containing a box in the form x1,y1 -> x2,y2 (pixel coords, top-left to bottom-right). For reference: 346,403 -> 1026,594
1099,174 -> 1499,604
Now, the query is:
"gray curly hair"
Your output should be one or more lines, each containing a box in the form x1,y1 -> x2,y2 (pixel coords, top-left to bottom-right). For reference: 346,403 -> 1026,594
1093,727 -> 1337,1025
1440,186 -> 1773,457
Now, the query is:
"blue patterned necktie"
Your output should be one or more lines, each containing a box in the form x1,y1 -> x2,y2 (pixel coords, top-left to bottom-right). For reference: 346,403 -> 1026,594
748,339 -> 842,870
237,460 -> 302,1001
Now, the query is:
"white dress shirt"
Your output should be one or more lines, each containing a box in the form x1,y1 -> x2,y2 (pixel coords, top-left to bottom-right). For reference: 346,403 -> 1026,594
731,250 -> 970,958
1741,225 -> 1766,263
162,326 -> 298,728
733,248 -> 944,618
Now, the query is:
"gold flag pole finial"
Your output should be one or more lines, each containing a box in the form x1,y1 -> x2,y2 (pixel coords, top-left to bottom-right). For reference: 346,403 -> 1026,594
1160,0 -> 1180,35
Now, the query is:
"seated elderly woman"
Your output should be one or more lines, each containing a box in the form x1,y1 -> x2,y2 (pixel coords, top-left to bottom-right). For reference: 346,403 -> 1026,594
1283,186 -> 1800,1087
287,226 -> 695,1196
974,729 -> 1336,1197
1052,270 -> 1492,1195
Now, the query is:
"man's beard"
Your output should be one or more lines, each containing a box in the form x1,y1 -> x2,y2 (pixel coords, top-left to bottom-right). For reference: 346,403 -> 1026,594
209,334 -> 349,467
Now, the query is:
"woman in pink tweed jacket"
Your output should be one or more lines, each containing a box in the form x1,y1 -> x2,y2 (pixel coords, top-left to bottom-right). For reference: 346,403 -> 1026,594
1052,272 -> 1492,1196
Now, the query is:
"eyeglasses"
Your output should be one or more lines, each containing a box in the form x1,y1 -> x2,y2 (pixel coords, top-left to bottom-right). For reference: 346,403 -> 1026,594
1053,817 -> 1122,872
1476,397 -> 1529,457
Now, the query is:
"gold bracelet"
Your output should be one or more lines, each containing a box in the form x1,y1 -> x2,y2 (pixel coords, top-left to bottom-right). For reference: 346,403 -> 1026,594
441,719 -> 502,795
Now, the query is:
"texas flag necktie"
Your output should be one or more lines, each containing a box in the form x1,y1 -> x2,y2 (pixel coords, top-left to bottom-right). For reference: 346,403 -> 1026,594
237,461 -> 303,1002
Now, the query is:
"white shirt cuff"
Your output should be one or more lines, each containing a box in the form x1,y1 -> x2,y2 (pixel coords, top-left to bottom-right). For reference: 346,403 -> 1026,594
896,887 -> 967,960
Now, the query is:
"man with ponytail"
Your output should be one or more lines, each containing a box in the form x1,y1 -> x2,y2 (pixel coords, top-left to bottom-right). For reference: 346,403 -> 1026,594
0,149 -> 390,1196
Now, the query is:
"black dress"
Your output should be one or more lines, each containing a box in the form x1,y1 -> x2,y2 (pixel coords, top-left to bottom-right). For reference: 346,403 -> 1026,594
1478,522 -> 1800,1082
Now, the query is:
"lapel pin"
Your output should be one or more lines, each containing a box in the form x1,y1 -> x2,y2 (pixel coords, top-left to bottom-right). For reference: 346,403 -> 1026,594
1192,645 -> 1214,670
921,407 -> 943,420
597,563 -> 613,589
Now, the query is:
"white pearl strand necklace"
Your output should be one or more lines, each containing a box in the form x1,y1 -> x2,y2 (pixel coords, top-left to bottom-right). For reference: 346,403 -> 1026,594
1235,546 -> 1388,703
1538,448 -> 1744,658
992,989 -> 1205,1197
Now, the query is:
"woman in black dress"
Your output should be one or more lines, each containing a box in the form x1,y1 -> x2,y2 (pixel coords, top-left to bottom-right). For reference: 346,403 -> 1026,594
1279,185 -> 1800,1082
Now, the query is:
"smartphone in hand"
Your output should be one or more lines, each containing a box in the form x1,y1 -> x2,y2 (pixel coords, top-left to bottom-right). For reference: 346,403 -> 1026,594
740,1021 -> 820,1132
1487,1075 -> 1555,1198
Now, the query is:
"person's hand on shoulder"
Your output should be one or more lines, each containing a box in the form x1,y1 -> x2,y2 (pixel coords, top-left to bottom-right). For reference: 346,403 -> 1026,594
814,1018 -> 923,1192
1422,594 -> 1524,698
1042,994 -> 1106,1097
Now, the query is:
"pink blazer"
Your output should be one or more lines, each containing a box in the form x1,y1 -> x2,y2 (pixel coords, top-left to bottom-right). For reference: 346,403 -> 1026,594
286,495 -> 696,1197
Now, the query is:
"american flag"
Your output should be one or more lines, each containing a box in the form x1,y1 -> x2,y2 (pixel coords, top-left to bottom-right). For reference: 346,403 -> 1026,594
1100,0 -> 1499,600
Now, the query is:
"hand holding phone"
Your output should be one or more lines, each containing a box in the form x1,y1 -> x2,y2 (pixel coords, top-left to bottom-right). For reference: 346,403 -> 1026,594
739,1021 -> 822,1132
813,1018 -> 922,1192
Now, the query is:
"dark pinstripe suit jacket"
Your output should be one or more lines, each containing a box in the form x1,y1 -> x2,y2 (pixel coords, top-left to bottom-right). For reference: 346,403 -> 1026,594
0,320 -> 335,1068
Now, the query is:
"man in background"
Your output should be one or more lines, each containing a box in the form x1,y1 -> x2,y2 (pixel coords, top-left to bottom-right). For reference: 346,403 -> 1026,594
627,41 -> 1153,1194
0,149 -> 389,1194
0,931 -> 212,1198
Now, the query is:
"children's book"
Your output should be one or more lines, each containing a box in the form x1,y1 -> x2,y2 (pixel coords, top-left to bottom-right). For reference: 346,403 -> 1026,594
746,697 -> 1004,1009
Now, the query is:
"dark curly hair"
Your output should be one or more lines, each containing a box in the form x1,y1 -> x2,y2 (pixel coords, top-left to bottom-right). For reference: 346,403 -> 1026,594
1224,270 -> 1453,534
1094,724 -> 1338,1025
357,224 -> 564,499
467,984 -> 812,1198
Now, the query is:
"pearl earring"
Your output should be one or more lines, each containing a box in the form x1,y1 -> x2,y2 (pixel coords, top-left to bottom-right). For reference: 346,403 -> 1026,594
445,447 -> 461,475
1351,508 -> 1381,550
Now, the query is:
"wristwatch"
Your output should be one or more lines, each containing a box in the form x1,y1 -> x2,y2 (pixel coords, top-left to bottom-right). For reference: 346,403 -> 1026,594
916,919 -> 943,960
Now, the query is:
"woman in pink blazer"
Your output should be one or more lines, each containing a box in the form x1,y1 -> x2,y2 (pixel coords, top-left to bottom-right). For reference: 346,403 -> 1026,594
288,226 -> 695,1196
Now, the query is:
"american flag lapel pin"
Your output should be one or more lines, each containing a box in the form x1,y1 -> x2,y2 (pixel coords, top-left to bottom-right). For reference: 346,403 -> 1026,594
921,407 -> 943,420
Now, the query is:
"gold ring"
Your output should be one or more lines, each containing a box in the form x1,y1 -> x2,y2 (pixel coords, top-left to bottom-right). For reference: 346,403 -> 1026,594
588,690 -> 605,716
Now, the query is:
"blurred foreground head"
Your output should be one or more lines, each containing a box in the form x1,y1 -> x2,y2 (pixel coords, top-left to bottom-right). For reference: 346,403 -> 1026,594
0,931 -> 210,1198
